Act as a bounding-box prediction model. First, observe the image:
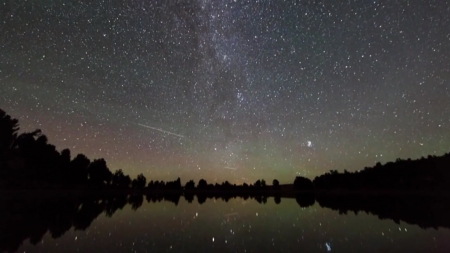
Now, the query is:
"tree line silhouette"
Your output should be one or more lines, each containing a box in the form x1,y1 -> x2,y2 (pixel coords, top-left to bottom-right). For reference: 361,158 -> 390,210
0,108 -> 315,192
0,109 -> 168,190
313,154 -> 450,191
1,109 -> 450,193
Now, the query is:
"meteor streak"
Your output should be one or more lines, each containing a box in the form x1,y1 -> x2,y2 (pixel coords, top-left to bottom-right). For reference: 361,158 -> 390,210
137,123 -> 185,138
223,166 -> 237,170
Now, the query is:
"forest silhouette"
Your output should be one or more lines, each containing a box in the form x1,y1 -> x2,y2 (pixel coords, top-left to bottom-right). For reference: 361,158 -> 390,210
1,108 -> 450,194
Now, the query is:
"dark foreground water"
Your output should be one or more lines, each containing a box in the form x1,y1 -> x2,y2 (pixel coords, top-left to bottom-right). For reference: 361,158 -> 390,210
4,195 -> 450,253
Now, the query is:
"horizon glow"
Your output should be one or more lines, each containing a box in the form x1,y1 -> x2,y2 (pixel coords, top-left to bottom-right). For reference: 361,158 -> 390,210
1,0 -> 449,184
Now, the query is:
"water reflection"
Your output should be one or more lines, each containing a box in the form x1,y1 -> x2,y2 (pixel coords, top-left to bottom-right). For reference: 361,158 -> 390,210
1,193 -> 450,252
316,194 -> 450,230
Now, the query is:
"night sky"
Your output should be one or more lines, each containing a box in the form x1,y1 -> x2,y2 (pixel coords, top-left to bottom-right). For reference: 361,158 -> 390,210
1,0 -> 449,184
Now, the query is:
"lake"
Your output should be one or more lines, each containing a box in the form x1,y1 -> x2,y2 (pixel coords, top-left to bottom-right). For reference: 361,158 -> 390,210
4,195 -> 450,253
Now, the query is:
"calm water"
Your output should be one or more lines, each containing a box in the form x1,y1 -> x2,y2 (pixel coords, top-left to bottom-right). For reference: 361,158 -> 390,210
7,196 -> 450,253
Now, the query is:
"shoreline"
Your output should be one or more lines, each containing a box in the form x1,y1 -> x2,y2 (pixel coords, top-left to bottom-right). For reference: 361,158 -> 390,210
1,188 -> 450,199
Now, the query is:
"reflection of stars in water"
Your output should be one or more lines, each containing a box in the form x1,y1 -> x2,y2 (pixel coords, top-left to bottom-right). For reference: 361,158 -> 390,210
325,242 -> 331,251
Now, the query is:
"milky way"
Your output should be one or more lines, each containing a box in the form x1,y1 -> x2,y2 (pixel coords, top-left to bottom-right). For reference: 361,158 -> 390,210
1,0 -> 449,183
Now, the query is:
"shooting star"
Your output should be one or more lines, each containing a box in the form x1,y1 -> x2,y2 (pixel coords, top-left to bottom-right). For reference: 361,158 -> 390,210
223,166 -> 238,170
137,123 -> 185,138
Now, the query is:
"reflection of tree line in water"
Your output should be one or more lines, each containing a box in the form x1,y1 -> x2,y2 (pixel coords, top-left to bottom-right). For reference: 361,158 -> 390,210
1,192 -> 450,253
0,193 -> 305,253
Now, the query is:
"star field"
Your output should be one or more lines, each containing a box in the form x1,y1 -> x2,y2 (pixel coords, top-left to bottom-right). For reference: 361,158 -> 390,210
1,0 -> 449,183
